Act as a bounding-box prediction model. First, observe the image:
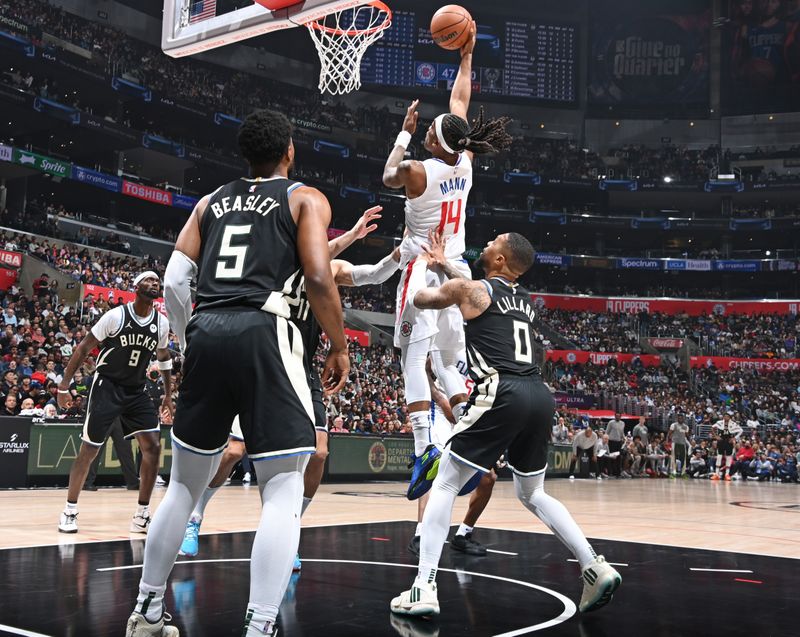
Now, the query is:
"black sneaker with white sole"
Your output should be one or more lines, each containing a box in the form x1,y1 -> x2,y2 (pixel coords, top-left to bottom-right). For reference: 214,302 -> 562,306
450,532 -> 487,556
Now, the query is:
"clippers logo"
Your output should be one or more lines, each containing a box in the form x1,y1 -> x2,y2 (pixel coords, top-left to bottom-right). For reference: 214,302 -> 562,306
417,63 -> 436,83
400,321 -> 412,338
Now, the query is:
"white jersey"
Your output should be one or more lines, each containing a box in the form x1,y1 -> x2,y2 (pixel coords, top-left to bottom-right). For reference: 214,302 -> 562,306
400,154 -> 472,264
712,419 -> 743,438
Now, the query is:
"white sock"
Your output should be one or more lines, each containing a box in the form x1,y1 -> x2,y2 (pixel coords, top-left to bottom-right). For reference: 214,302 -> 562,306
247,456 -> 309,635
452,402 -> 468,421
135,582 -> 166,623
456,523 -> 473,537
65,501 -> 78,512
410,410 -> 432,456
137,444 -> 221,611
514,473 -> 597,570
136,504 -> 150,516
417,451 -> 475,585
414,522 -> 422,538
243,608 -> 277,636
191,486 -> 221,522
301,496 -> 312,517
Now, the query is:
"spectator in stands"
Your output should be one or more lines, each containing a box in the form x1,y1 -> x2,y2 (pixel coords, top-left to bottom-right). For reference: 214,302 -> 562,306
632,417 -> 649,446
752,453 -> 774,481
3,394 -> 18,416
730,441 -> 755,479
569,426 -> 599,479
687,449 -> 710,478
552,416 -> 570,443
330,416 -> 348,433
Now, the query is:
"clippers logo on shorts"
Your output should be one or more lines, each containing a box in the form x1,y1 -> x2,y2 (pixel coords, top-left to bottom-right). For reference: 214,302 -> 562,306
97,304 -> 160,387
368,441 -> 387,473
400,320 -> 412,338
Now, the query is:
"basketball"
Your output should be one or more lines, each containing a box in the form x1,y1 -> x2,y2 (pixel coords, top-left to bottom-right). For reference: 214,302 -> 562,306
430,5 -> 473,50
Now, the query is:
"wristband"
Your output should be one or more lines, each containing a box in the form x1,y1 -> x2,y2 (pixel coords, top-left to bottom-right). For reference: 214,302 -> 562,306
395,131 -> 412,150
157,359 -> 173,371
57,389 -> 70,395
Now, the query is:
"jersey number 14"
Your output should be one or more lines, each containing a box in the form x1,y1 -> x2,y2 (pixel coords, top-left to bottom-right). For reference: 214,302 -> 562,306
438,200 -> 462,236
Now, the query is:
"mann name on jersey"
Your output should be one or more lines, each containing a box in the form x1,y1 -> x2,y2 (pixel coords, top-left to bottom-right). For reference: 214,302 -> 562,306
439,176 -> 468,196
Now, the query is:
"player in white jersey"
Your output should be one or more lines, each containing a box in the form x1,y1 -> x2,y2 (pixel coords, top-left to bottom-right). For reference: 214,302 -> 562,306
382,22 -> 512,483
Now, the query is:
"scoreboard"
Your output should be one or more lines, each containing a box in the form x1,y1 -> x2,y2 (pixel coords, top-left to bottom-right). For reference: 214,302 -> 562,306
359,10 -> 578,103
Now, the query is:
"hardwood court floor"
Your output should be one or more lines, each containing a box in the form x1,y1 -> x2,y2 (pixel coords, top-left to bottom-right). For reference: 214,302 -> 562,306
2,478 -> 798,558
0,479 -> 797,636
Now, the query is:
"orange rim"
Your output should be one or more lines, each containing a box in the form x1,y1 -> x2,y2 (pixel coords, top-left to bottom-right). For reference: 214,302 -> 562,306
306,0 -> 392,36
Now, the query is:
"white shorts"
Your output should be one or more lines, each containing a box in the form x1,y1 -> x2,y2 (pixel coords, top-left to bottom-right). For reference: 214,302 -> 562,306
430,402 -> 453,449
394,258 -> 471,352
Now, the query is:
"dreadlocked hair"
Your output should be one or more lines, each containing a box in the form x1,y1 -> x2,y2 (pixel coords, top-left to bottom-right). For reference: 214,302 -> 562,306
441,106 -> 513,155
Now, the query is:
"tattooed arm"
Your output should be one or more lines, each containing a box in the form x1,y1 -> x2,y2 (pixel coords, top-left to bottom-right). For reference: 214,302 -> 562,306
408,257 -> 490,320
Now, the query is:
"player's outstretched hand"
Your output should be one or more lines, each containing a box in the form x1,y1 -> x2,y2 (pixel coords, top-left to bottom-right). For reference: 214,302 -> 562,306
352,205 -> 383,239
403,99 -> 419,135
423,228 -> 447,267
322,347 -> 350,396
460,20 -> 477,57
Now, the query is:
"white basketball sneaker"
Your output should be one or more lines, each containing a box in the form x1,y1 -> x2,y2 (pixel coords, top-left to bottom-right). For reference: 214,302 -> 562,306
58,509 -> 78,533
390,580 -> 440,617
125,611 -> 179,636
579,556 -> 621,612
130,509 -> 152,534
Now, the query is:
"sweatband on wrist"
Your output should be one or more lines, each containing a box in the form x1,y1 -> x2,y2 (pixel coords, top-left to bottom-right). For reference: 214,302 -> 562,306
157,359 -> 173,371
57,389 -> 70,395
395,130 -> 412,150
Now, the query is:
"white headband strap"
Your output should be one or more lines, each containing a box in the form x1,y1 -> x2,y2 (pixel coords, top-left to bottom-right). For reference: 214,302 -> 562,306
434,114 -> 457,155
134,271 -> 159,286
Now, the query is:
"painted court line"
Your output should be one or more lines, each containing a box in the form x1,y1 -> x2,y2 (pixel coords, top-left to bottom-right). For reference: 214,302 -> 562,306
0,623 -> 53,637
97,557 -> 577,635
689,568 -> 754,573
443,540 -> 518,556
567,558 -> 628,567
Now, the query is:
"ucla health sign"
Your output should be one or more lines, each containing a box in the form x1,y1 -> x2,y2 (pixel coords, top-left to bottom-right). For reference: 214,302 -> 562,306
72,165 -> 121,192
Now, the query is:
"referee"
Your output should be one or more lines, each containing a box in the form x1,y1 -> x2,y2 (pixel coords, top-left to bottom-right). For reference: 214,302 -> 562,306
606,413 -> 626,477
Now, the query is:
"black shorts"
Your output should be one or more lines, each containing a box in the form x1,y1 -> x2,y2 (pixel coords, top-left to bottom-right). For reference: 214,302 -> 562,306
172,309 -> 316,460
718,438 -> 734,455
311,375 -> 328,433
448,374 -> 553,475
82,376 -> 159,446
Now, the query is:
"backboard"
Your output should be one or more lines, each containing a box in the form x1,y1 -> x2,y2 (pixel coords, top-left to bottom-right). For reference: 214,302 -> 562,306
161,0 -> 372,58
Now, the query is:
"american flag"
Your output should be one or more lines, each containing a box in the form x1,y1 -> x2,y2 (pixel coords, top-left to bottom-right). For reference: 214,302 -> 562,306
188,0 -> 217,24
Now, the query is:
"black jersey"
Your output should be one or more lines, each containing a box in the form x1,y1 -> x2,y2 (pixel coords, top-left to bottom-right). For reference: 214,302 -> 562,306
95,304 -> 161,387
195,177 -> 305,315
464,277 -> 541,381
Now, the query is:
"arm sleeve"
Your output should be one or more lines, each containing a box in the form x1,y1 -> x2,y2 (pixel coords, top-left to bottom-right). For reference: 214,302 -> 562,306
90,307 -> 123,342
157,314 -> 170,349
350,253 -> 401,287
164,251 -> 197,349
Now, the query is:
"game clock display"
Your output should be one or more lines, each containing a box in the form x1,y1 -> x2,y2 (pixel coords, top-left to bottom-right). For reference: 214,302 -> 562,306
359,9 -> 577,103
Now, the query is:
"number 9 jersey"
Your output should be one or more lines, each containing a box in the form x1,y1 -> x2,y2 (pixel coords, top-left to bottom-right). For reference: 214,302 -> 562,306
399,154 -> 472,265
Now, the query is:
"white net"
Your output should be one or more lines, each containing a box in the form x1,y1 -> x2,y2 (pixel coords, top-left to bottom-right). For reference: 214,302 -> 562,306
305,2 -> 391,95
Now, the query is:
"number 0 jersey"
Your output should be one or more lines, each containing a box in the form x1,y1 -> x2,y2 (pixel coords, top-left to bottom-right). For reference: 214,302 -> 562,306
400,154 -> 472,264
464,278 -> 541,381
91,303 -> 169,388
195,176 -> 306,316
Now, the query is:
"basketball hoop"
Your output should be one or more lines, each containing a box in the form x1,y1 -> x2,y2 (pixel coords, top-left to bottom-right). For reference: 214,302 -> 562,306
304,1 -> 392,95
